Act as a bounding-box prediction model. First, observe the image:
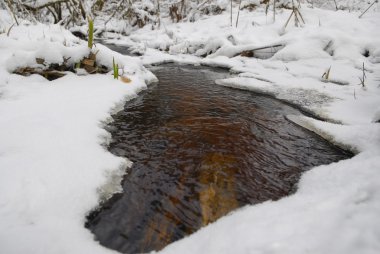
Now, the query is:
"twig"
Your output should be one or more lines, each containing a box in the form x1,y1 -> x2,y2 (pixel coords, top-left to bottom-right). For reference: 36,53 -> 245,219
15,0 -> 37,23
357,62 -> 366,87
296,7 -> 305,24
7,23 -> 16,37
333,0 -> 338,11
104,0 -> 125,26
294,10 -> 300,26
69,0 -> 85,20
180,0 -> 186,19
22,0 -> 69,11
284,1 -> 305,29
77,0 -> 86,19
157,0 -> 161,29
230,0 -> 233,27
235,44 -> 284,57
65,1 -> 74,24
197,0 -> 211,9
284,10 -> 294,28
359,0 -> 378,18
46,6 -> 59,23
236,0 -> 242,28
5,0 -> 19,25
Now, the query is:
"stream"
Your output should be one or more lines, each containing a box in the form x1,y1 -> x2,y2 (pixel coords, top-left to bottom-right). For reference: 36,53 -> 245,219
86,47 -> 352,253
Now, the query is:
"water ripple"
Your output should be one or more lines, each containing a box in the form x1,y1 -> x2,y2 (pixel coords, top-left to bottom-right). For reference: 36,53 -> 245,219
86,64 -> 352,254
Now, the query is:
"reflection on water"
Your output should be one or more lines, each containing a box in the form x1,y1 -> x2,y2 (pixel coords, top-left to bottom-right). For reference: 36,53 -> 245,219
86,65 -> 352,253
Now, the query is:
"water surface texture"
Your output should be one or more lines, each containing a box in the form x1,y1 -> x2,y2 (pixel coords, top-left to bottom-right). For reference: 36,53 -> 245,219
87,64 -> 351,253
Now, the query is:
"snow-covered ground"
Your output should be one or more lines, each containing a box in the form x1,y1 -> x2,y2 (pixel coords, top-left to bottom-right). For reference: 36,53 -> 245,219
1,1 -> 380,254
133,4 -> 380,254
0,11 -> 155,254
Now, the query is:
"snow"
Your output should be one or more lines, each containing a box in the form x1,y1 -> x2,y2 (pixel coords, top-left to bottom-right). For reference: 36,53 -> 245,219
0,74 -> 136,254
118,4 -> 380,125
0,14 -> 154,254
109,3 -> 380,254
1,2 -> 380,254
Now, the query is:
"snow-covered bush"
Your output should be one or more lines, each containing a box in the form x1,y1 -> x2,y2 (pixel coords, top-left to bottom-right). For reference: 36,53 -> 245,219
199,0 -> 228,16
124,1 -> 158,28
306,0 -> 380,11
2,0 -> 379,34
4,0 -> 89,26
241,0 -> 261,10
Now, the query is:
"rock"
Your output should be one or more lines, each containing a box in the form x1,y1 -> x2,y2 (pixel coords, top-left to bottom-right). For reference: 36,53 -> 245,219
36,58 -> 45,65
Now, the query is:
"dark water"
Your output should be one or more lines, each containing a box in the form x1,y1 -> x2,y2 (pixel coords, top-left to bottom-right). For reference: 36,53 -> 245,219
86,64 -> 352,253
99,42 -> 134,56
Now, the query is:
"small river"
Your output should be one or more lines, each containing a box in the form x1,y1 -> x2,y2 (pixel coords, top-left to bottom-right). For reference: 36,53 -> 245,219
86,49 -> 352,253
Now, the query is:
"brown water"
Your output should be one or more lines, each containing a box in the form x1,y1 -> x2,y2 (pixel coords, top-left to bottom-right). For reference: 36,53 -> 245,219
86,64 -> 352,253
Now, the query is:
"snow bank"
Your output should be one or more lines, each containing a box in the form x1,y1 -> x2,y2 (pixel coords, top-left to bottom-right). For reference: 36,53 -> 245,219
106,3 -> 380,254
311,0 -> 380,12
122,4 -> 380,124
0,18 -> 154,254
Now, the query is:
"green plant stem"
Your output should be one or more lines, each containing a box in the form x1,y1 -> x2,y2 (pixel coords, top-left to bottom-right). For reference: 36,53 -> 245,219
88,17 -> 94,49
113,57 -> 118,79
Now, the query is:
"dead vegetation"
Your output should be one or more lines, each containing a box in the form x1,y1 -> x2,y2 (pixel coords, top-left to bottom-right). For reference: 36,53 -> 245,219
14,66 -> 67,81
12,17 -> 108,81
357,62 -> 367,87
13,53 -> 109,81
284,1 -> 305,28
169,0 -> 187,23
14,57 -> 73,81
241,1 -> 259,11
4,0 -> 310,33
237,44 -> 285,59
5,0 -> 87,26
320,66 -> 349,86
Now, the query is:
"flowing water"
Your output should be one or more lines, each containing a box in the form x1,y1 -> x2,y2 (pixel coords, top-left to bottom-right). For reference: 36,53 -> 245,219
86,63 -> 352,253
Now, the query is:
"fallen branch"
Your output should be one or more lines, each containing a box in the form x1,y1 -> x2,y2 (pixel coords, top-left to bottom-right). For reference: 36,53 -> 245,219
236,44 -> 285,59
